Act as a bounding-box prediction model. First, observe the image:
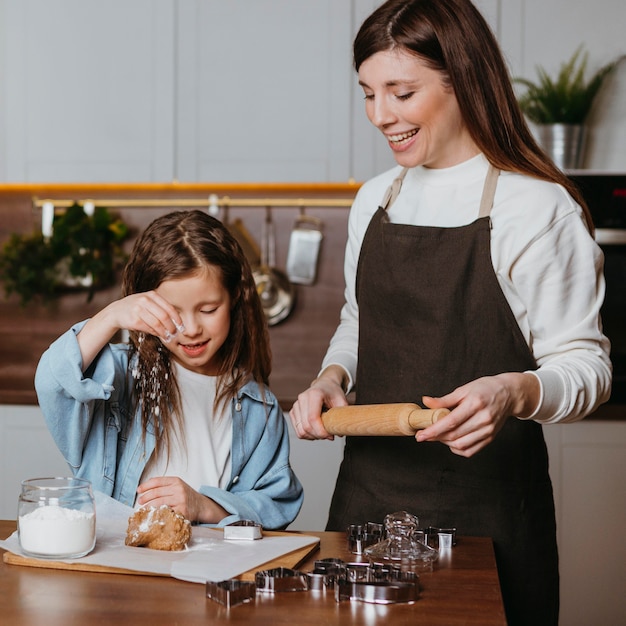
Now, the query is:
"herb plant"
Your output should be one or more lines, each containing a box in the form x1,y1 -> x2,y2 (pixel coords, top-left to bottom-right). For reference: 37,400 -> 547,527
0,203 -> 130,305
515,47 -> 619,124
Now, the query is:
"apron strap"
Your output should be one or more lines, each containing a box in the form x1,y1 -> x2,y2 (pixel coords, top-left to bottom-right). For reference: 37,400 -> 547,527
380,163 -> 500,216
380,168 -> 409,211
478,164 -> 500,218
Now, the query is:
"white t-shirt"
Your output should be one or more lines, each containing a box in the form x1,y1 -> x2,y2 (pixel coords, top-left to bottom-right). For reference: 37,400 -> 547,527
322,153 -> 612,424
141,362 -> 232,490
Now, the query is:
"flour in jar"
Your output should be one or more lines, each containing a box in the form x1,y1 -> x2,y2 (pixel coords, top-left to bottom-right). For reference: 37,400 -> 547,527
18,504 -> 96,557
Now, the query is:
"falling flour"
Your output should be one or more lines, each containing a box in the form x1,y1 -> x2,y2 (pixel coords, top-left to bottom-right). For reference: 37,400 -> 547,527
18,504 -> 95,557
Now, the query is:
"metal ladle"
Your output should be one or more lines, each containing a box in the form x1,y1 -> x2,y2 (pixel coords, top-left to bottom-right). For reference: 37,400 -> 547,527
253,207 -> 296,326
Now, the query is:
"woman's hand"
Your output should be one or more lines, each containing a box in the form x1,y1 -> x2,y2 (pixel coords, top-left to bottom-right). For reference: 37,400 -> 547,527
416,372 -> 540,457
289,365 -> 349,440
136,476 -> 229,524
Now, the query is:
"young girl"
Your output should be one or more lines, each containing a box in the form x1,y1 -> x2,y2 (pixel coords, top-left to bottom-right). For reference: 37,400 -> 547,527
35,210 -> 303,529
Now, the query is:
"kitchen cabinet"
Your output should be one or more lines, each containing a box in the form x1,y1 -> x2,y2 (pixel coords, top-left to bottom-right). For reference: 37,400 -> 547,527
543,420 -> 626,625
1,0 -> 353,183
1,0 -> 176,181
2,1 -> 624,184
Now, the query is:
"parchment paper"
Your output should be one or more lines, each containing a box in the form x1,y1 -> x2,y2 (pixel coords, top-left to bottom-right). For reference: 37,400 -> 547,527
0,491 -> 318,583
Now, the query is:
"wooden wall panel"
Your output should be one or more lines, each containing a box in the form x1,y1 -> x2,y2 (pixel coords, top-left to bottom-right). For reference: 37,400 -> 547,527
0,183 -> 356,407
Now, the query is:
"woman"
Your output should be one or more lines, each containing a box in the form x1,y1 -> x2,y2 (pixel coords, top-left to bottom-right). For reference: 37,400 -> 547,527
289,1 -> 611,624
36,210 -> 303,530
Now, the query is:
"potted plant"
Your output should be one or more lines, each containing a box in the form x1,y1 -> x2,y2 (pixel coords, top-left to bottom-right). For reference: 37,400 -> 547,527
0,203 -> 130,306
515,46 -> 621,169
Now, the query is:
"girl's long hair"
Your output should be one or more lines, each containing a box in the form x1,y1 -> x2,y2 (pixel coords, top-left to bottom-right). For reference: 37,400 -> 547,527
122,210 -> 271,451
354,0 -> 593,232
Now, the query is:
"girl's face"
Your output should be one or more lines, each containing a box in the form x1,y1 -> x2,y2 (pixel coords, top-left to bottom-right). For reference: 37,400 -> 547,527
358,48 -> 479,169
155,268 -> 231,376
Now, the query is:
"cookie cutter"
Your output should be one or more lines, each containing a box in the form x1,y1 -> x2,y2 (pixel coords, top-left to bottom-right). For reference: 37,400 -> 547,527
205,579 -> 257,608
424,526 -> 457,549
255,567 -> 309,593
313,557 -> 346,573
223,519 -> 263,541
344,562 -> 371,582
308,557 -> 347,590
347,521 -> 385,554
367,563 -> 418,584
334,580 -> 419,605
340,562 -> 419,584
306,571 -> 333,591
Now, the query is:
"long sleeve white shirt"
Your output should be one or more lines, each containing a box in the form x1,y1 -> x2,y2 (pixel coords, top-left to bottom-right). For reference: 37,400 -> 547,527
322,154 -> 612,424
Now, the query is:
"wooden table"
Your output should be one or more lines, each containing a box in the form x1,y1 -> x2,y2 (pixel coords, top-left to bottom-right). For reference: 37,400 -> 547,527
0,520 -> 506,625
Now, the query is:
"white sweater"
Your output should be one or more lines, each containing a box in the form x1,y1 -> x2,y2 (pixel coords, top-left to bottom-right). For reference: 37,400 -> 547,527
322,154 -> 612,424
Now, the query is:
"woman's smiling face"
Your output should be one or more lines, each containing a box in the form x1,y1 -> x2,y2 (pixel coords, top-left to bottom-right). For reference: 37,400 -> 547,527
358,48 -> 479,169
155,268 -> 231,376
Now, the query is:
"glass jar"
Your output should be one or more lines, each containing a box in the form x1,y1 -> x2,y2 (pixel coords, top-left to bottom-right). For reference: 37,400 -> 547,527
364,511 -> 438,573
17,477 -> 96,559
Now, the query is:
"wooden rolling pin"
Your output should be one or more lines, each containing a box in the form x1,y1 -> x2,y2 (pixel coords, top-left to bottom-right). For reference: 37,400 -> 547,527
321,403 -> 450,436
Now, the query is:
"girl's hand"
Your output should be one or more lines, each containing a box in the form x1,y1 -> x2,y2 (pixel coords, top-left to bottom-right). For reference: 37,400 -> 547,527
136,476 -> 229,524
108,291 -> 183,341
77,291 -> 184,370
416,372 -> 540,457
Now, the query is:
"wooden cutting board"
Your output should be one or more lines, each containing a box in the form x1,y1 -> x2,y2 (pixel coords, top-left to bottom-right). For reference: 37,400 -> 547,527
2,530 -> 320,581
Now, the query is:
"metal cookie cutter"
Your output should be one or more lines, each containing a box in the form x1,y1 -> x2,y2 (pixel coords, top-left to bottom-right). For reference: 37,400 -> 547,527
206,580 -> 257,608
335,580 -> 419,605
223,519 -> 263,541
309,557 -> 346,590
347,521 -> 385,554
255,567 -> 309,593
425,526 -> 457,549
341,562 -> 419,585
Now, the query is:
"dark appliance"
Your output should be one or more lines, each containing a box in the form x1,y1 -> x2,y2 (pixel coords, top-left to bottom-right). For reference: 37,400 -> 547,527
569,172 -> 626,413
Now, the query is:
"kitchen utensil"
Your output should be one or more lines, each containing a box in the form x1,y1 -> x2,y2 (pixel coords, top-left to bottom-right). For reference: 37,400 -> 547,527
364,511 -> 438,574
334,580 -> 419,604
228,217 -> 262,268
321,403 -> 449,436
253,207 -> 296,326
286,212 -> 323,285
219,204 -> 262,268
223,520 -> 263,541
255,567 -> 309,593
347,521 -> 385,554
205,580 -> 256,608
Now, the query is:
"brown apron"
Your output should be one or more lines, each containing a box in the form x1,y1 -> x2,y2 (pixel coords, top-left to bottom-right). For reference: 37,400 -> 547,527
327,165 -> 559,626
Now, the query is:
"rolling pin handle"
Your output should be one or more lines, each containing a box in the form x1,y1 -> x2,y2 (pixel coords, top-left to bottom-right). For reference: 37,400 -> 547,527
406,407 -> 450,432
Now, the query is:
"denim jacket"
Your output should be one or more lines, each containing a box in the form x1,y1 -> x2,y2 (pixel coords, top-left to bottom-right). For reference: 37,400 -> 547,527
34,321 -> 303,529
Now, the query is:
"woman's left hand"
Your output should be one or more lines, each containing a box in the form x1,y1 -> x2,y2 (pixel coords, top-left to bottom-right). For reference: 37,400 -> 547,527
136,476 -> 229,524
417,372 -> 540,457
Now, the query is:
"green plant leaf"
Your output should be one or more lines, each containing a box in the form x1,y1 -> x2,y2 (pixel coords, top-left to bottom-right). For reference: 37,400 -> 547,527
0,204 -> 131,305
514,45 -> 620,124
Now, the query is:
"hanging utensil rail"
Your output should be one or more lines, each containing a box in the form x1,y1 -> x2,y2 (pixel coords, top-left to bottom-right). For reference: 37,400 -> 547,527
32,196 -> 354,209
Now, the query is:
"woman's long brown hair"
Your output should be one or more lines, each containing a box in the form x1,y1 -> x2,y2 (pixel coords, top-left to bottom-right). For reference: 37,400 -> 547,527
122,210 -> 271,452
354,0 -> 594,232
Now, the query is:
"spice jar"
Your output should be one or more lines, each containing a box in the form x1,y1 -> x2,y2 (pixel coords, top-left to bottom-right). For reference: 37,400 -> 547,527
17,477 -> 96,559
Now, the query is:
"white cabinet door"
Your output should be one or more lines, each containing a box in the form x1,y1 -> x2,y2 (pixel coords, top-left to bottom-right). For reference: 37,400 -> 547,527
544,421 -> 626,625
2,0 -> 175,182
0,405 -> 68,520
175,0 -> 353,182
